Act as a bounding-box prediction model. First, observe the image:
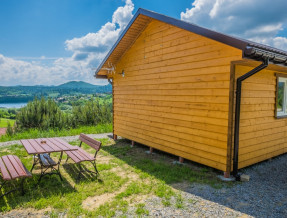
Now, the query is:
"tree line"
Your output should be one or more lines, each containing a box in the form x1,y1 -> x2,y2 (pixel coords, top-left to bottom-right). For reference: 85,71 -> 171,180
9,97 -> 112,135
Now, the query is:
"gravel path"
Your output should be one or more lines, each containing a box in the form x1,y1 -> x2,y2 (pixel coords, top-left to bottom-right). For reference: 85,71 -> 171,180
116,154 -> 287,218
0,132 -> 112,147
186,154 -> 287,218
121,194 -> 250,217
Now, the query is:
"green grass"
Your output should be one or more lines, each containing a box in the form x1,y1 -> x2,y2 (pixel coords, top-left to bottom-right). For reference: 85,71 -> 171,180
0,118 -> 15,128
0,138 -> 229,216
135,203 -> 149,216
0,123 -> 112,142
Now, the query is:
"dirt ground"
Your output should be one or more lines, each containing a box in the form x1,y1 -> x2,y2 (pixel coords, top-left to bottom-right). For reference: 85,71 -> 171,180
0,128 -> 6,136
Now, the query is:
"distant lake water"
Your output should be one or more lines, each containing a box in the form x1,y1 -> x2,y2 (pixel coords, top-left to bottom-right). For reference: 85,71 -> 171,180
0,103 -> 27,109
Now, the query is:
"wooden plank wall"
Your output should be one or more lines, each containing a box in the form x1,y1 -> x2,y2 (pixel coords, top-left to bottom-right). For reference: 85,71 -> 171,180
235,65 -> 287,168
112,19 -> 242,171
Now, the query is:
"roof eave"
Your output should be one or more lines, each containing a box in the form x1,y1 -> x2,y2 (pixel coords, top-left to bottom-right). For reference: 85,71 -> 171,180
244,46 -> 287,66
94,9 -> 145,78
95,74 -> 108,79
94,8 -> 287,79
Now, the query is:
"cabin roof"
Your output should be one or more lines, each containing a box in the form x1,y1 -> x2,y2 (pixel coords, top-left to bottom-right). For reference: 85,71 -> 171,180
95,8 -> 287,78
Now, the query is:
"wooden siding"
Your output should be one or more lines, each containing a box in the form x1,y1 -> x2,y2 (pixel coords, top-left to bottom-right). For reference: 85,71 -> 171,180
235,65 -> 287,169
112,20 -> 242,171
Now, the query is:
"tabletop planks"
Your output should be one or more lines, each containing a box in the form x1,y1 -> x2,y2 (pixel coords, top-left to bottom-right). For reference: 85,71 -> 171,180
21,138 -> 77,155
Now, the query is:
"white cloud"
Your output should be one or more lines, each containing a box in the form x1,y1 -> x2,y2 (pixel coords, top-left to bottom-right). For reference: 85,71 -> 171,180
181,0 -> 287,50
0,54 -> 103,86
65,0 -> 134,62
0,0 -> 134,86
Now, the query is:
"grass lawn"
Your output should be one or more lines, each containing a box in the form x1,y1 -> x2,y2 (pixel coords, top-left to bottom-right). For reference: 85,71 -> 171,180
0,138 -> 227,217
0,118 -> 15,128
0,123 -> 112,142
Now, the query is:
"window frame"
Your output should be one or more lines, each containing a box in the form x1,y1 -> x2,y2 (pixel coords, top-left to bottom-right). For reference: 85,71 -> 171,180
275,73 -> 287,118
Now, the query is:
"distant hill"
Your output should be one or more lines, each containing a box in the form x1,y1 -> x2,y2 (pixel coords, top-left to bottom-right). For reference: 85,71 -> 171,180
58,81 -> 98,89
0,81 -> 112,103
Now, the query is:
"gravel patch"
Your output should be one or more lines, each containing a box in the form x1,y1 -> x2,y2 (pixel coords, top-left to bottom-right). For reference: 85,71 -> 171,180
116,194 -> 249,217
0,132 -> 112,147
186,154 -> 287,218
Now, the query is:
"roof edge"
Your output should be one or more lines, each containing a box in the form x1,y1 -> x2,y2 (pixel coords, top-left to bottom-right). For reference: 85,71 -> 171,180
94,8 -> 287,78
94,8 -> 144,77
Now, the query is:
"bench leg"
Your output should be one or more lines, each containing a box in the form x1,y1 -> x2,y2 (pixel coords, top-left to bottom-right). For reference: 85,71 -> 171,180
92,160 -> 99,175
76,163 -> 83,183
20,178 -> 25,196
0,178 -> 26,198
0,180 -> 6,191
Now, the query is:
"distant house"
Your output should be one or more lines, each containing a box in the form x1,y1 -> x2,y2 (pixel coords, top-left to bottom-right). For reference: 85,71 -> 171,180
95,9 -> 287,178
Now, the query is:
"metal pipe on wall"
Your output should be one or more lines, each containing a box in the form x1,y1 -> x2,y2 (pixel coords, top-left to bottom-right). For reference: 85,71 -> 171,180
233,58 -> 269,180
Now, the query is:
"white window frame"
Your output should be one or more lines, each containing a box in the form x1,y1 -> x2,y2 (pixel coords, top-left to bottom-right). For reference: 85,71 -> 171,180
276,76 -> 287,118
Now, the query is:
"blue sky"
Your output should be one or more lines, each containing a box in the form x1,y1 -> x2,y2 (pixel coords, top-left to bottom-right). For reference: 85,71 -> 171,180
0,0 -> 286,86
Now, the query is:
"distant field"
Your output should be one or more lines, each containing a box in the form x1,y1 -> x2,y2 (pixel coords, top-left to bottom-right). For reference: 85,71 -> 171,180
0,118 -> 15,128
97,94 -> 112,104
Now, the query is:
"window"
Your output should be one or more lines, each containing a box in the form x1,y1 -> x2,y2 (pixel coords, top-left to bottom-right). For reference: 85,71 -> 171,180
276,76 -> 287,117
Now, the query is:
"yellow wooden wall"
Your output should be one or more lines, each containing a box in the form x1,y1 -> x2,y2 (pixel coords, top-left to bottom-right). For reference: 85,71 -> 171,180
235,65 -> 287,169
112,19 -> 242,171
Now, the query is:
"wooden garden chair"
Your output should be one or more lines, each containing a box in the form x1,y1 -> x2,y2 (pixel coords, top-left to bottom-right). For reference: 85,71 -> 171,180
65,134 -> 101,182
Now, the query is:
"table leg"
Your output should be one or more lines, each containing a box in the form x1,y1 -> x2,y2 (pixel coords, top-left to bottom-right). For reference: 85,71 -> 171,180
30,155 -> 39,172
57,151 -> 63,181
38,152 -> 64,184
58,151 -> 63,164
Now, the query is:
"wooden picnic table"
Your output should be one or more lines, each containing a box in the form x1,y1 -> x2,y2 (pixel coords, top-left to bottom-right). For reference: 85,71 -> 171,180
20,138 -> 77,182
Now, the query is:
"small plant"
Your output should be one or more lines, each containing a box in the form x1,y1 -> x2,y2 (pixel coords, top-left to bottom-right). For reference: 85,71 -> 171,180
175,194 -> 184,209
6,121 -> 14,136
162,199 -> 171,207
135,203 -> 149,215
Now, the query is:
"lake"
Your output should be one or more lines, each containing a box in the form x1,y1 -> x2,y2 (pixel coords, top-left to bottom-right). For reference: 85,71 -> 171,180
0,103 -> 27,108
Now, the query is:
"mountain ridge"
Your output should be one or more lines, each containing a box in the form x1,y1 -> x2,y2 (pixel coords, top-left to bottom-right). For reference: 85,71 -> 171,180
0,81 -> 112,103
0,81 -> 104,88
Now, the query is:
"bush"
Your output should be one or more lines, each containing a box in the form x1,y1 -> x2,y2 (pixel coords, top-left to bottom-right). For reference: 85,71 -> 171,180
6,122 -> 14,136
71,100 -> 112,127
15,97 -> 112,132
16,97 -> 68,130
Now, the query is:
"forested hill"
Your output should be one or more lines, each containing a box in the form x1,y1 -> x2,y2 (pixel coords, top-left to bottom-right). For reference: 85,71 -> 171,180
0,81 -> 112,103
57,81 -> 100,89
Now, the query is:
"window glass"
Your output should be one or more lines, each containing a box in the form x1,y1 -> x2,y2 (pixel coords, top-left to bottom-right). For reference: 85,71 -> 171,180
277,77 -> 287,117
277,81 -> 284,113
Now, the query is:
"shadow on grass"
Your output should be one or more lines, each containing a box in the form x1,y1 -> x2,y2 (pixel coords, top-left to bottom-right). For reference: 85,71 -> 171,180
101,139 -> 287,217
0,173 -> 75,212
101,139 -> 225,189
62,163 -> 102,184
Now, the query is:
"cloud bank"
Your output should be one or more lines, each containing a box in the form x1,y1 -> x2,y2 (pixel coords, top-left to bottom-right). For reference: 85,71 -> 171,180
0,0 -> 134,86
181,0 -> 287,50
1,0 -> 287,86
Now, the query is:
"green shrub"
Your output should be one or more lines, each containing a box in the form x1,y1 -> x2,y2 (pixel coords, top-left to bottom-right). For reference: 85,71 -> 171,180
71,100 -> 112,128
6,121 -> 14,136
14,97 -> 112,132
16,97 -> 68,130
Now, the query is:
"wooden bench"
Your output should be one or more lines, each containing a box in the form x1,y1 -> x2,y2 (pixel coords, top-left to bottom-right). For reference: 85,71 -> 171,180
0,155 -> 32,197
65,134 -> 102,181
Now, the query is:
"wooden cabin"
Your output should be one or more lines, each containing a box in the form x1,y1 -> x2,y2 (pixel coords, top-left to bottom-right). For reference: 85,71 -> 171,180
95,9 -> 287,178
